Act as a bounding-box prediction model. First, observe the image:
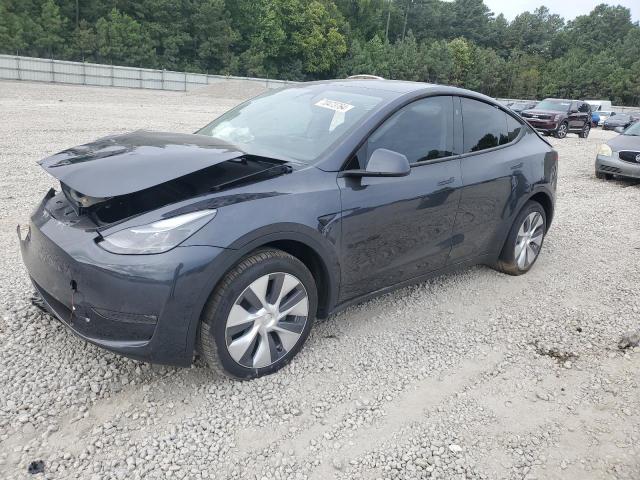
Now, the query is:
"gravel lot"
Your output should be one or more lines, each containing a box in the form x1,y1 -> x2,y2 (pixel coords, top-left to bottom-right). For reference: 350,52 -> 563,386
1,80 -> 639,480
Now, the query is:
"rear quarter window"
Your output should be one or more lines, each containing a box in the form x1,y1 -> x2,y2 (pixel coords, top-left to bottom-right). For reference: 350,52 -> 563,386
461,98 -> 510,153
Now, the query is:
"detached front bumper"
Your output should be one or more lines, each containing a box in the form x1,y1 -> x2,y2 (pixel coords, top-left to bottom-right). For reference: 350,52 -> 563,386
595,154 -> 640,179
18,191 -> 226,366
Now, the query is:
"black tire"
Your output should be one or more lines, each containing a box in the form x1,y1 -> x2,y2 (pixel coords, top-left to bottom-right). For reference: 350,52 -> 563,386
579,122 -> 590,138
198,248 -> 317,379
595,170 -> 613,180
554,122 -> 568,139
495,201 -> 547,276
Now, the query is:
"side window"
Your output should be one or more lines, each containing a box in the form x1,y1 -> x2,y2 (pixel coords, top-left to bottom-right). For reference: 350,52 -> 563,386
364,96 -> 455,165
506,115 -> 523,142
461,98 -> 509,153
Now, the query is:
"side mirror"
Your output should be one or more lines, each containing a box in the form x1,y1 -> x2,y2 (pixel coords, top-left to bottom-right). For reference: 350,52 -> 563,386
614,126 -> 625,134
341,149 -> 410,178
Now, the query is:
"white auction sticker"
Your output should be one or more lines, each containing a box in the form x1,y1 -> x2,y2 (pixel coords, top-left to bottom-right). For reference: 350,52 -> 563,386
315,98 -> 354,113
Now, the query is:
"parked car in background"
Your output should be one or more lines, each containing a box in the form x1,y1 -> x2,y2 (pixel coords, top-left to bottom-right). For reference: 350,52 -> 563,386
19,80 -> 558,379
509,101 -> 537,113
603,113 -> 638,131
595,110 -> 615,126
521,99 -> 592,139
586,100 -> 612,112
595,121 -> 640,180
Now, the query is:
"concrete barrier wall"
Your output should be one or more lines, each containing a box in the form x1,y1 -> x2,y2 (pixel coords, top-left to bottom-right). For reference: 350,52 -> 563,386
0,54 -> 297,91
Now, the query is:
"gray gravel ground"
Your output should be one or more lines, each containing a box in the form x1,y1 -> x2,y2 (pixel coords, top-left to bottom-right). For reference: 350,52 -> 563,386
1,80 -> 639,480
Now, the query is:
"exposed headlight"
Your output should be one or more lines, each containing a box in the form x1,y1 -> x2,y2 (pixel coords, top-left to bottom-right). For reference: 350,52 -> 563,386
99,210 -> 217,254
597,144 -> 612,157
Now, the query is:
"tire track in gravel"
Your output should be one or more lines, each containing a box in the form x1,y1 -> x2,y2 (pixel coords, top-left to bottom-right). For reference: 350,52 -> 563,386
304,348 -> 504,479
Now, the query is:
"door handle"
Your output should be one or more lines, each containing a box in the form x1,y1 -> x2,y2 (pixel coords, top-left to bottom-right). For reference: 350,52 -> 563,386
510,162 -> 523,170
437,176 -> 455,186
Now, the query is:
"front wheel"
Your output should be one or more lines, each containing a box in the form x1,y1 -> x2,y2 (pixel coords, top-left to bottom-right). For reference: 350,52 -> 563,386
554,122 -> 568,139
495,201 -> 547,276
198,248 -> 317,379
595,170 -> 613,180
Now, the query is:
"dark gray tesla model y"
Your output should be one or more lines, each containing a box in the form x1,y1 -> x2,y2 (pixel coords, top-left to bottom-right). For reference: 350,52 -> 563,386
19,80 -> 558,378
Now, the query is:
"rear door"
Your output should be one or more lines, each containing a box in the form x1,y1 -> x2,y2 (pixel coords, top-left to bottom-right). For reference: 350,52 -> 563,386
568,101 -> 582,129
577,101 -> 591,128
337,96 -> 462,302
448,97 -> 529,263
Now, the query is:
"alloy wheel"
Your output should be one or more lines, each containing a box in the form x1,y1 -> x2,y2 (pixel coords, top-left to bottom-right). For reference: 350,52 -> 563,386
514,212 -> 544,270
224,272 -> 309,369
557,123 -> 568,138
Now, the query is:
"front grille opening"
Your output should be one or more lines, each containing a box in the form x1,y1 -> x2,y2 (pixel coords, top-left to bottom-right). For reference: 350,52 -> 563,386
619,151 -> 640,163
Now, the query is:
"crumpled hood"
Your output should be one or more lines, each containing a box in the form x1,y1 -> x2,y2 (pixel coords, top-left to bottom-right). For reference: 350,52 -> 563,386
39,130 -> 245,198
607,134 -> 640,151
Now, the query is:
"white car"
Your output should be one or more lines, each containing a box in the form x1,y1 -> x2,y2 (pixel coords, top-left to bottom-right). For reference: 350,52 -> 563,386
596,111 -> 616,126
586,100 -> 613,112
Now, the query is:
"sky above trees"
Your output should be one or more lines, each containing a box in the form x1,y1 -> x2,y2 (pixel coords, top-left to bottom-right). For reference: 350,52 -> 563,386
483,0 -> 639,21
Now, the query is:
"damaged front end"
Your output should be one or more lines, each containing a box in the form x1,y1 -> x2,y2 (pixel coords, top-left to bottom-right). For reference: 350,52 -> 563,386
19,130 -> 295,365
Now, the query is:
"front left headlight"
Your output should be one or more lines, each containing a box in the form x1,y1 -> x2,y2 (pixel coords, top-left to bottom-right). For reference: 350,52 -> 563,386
99,209 -> 217,254
597,144 -> 612,157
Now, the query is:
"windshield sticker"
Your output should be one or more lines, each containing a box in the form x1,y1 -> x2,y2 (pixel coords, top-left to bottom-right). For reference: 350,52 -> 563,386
315,98 -> 355,113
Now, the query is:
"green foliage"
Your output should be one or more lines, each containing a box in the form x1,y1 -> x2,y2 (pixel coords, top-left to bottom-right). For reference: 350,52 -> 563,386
0,0 -> 638,104
95,9 -> 156,67
35,0 -> 67,56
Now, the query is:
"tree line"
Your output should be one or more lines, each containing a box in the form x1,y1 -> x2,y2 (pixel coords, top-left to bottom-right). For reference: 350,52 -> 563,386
1,0 -> 639,105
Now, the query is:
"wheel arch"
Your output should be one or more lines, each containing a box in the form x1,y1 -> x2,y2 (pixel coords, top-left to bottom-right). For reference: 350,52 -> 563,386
258,239 -> 334,319
528,191 -> 554,231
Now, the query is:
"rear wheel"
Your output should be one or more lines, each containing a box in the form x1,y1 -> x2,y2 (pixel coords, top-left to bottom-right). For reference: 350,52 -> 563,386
555,122 -> 568,139
579,122 -> 590,138
198,248 -> 317,379
496,201 -> 546,276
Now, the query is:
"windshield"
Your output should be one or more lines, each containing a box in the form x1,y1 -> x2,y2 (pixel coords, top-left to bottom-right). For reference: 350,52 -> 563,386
622,122 -> 640,136
599,111 -> 612,116
535,100 -> 571,112
197,85 -> 385,163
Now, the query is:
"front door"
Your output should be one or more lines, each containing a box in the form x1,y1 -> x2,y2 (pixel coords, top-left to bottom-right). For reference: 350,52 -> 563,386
337,96 -> 462,302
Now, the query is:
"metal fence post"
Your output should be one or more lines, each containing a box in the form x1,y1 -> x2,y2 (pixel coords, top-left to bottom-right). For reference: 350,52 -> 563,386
16,55 -> 21,80
184,72 -> 187,91
50,56 -> 55,83
161,69 -> 165,90
82,60 -> 86,85
111,64 -> 114,86
139,68 -> 142,88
